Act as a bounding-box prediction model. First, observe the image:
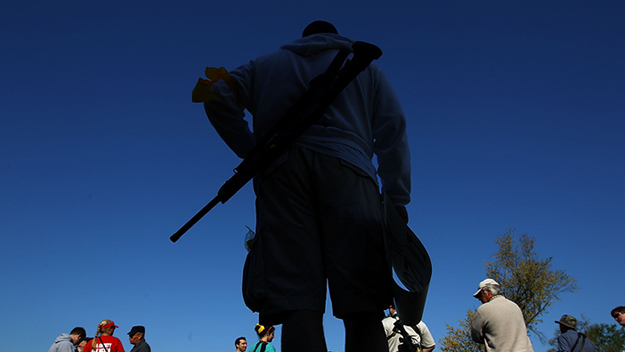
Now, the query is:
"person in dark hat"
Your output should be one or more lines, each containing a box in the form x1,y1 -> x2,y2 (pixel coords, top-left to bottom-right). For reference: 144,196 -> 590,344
555,315 -> 597,352
128,326 -> 151,352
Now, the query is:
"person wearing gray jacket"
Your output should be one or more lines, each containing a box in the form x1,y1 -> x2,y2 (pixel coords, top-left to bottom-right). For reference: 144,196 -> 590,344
48,327 -> 87,352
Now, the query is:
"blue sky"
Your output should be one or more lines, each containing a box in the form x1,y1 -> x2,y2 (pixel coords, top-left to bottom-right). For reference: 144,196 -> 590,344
1,1 -> 624,352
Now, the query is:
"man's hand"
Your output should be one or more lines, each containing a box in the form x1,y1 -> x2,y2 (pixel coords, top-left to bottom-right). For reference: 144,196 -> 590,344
395,206 -> 409,223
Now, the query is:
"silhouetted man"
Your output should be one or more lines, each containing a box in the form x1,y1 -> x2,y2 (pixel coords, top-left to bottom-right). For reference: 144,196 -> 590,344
200,20 -> 410,352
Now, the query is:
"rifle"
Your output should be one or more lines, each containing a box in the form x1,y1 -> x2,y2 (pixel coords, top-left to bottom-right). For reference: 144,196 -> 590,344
170,41 -> 383,243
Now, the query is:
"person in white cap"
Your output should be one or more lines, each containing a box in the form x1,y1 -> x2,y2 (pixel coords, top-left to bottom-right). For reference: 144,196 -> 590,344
470,279 -> 533,352
555,315 -> 597,352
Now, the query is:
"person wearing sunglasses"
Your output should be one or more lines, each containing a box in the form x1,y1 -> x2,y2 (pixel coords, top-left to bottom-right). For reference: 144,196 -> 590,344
611,306 -> 625,326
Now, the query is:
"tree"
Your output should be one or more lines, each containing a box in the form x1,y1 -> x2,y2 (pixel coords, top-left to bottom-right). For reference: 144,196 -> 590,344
439,229 -> 579,352
585,323 -> 625,352
484,229 -> 579,340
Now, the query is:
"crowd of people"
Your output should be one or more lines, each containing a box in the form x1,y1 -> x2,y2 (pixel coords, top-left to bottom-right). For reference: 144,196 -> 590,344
47,284 -> 624,352
50,17 -> 625,352
47,301 -> 625,352
48,320 -> 150,352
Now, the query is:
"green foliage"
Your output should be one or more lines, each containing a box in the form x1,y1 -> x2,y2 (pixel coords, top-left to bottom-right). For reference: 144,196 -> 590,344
585,323 -> 625,352
439,228 -> 578,352
484,229 -> 579,340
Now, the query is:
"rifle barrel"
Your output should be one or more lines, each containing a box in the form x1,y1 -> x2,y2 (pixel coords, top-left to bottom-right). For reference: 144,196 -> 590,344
170,197 -> 221,243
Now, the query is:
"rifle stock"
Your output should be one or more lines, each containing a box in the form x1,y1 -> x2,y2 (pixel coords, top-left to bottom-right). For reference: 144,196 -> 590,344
170,41 -> 382,243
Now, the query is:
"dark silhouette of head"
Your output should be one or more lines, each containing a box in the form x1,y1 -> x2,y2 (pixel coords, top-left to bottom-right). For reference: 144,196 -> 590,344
302,21 -> 338,37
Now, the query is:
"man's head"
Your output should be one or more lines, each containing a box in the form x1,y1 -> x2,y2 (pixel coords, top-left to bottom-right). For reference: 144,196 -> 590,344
127,326 -> 145,345
302,21 -> 338,38
473,278 -> 502,303
70,327 -> 87,345
611,306 -> 625,326
77,338 -> 92,352
555,314 -> 577,333
388,304 -> 397,316
235,337 -> 247,352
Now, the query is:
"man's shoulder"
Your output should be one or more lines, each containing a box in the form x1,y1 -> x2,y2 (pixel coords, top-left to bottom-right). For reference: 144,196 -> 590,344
129,342 -> 149,352
55,338 -> 73,348
382,315 -> 398,327
557,330 -> 578,348
138,340 -> 151,352
476,296 -> 515,315
250,342 -> 267,352
260,342 -> 276,352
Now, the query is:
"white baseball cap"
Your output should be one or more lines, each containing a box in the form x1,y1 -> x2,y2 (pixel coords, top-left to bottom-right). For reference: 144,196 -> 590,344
473,278 -> 499,298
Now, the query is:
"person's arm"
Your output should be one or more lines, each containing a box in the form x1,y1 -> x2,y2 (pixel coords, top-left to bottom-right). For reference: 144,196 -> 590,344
470,311 -> 485,344
371,68 -> 411,208
382,317 -> 394,337
203,63 -> 256,159
416,322 -> 436,352
556,333 -> 573,352
395,206 -> 409,223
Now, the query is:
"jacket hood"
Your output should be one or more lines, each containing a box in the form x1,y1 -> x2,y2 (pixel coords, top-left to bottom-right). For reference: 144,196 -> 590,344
54,333 -> 72,343
281,33 -> 354,57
